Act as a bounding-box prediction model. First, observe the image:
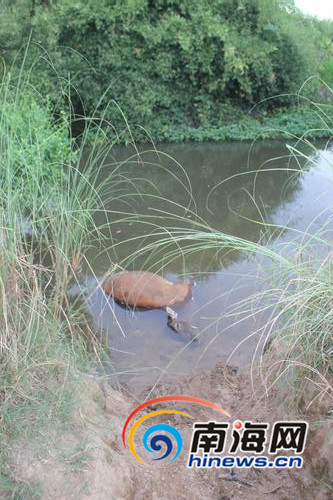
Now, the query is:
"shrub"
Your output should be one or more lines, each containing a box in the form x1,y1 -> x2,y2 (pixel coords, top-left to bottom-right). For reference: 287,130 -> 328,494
1,0 -> 331,140
0,85 -> 77,208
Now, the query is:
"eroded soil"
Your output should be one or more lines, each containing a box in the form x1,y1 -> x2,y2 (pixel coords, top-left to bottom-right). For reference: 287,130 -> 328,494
8,364 -> 332,500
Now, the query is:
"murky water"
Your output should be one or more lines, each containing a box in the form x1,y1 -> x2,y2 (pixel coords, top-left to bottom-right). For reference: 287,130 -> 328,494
74,140 -> 333,395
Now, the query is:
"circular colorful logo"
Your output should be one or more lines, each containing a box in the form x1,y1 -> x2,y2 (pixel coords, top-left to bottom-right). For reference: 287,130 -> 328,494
122,395 -> 230,465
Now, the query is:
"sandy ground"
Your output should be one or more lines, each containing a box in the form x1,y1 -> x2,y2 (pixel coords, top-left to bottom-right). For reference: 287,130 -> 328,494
8,363 -> 332,500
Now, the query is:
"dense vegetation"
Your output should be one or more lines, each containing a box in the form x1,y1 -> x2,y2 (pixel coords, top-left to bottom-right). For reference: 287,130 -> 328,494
0,2 -> 332,497
1,0 -> 333,141
0,73 -> 122,497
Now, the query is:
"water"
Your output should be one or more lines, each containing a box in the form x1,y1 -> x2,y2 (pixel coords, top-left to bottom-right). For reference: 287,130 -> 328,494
76,140 -> 333,395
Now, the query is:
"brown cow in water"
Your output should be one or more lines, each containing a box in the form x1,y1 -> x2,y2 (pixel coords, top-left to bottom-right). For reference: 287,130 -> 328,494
102,271 -> 193,308
102,271 -> 198,341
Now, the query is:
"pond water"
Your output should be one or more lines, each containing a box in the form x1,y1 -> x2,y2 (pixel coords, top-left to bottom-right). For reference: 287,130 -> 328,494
74,139 -> 333,395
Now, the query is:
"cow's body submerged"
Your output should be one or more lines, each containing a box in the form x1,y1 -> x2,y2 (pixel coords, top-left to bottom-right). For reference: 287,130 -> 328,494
102,271 -> 193,309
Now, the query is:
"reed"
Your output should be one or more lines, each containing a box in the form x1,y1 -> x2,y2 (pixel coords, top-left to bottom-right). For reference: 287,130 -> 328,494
0,60 -> 138,496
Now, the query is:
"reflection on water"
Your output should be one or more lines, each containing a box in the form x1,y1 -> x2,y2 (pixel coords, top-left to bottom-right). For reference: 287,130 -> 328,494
77,140 -> 333,395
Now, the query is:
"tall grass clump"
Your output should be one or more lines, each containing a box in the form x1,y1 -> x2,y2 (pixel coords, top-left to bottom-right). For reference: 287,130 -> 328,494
260,244 -> 333,409
0,64 -> 130,496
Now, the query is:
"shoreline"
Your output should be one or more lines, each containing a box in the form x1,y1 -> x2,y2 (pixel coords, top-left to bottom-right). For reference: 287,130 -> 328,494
81,108 -> 333,145
6,358 -> 331,500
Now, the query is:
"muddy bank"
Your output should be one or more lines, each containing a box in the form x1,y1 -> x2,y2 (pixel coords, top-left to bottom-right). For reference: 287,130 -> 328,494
8,361 -> 332,500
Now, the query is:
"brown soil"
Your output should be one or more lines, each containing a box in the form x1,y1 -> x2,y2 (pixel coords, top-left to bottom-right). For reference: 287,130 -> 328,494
8,364 -> 332,500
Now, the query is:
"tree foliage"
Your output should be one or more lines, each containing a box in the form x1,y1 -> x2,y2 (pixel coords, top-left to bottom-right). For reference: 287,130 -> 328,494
0,0 -> 332,139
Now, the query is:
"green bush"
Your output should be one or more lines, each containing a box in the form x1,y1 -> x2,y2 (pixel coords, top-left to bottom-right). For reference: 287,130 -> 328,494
0,87 -> 77,207
0,0 -> 331,141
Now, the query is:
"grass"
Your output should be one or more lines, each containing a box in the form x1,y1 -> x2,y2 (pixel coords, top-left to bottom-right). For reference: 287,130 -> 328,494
0,63 -> 137,498
259,245 -> 333,409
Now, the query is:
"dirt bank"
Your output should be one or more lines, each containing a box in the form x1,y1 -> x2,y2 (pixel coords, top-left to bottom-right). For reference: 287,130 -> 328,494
8,364 -> 332,500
